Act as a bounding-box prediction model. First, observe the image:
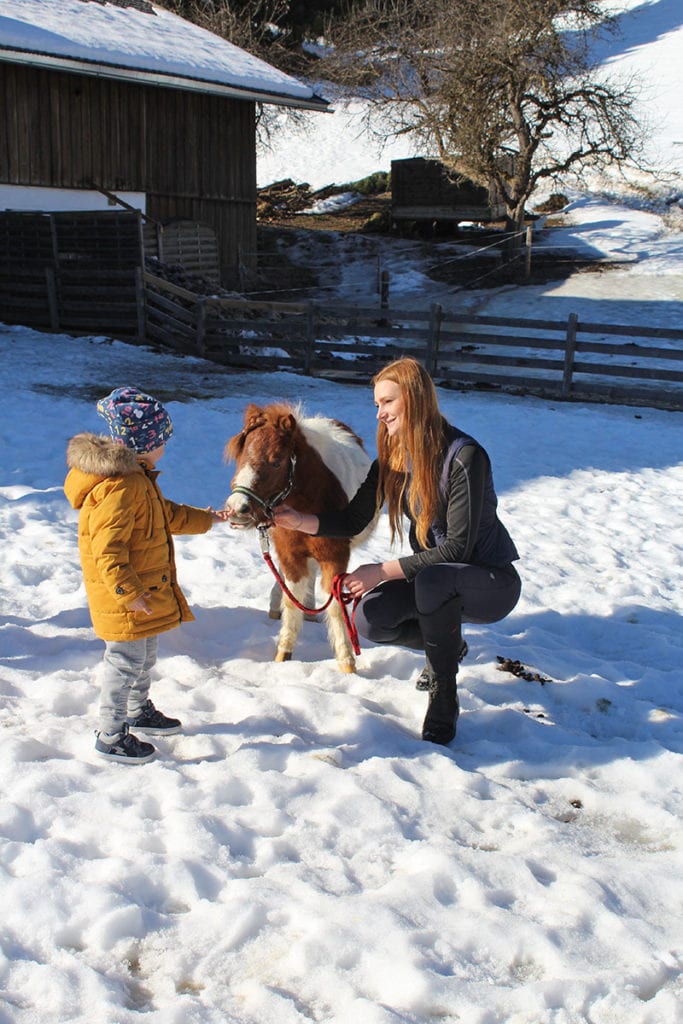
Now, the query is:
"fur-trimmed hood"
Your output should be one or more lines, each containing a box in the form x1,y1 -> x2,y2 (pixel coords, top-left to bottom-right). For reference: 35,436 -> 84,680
65,433 -> 145,512
66,432 -> 142,477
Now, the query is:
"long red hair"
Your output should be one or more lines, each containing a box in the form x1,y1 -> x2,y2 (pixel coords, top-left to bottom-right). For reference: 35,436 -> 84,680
373,358 -> 448,548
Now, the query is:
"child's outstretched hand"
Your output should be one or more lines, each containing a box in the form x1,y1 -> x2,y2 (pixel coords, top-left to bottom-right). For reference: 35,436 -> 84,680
209,508 -> 231,523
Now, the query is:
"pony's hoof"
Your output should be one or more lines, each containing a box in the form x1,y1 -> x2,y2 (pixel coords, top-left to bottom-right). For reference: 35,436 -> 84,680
338,662 -> 355,674
268,609 -> 281,620
274,650 -> 292,662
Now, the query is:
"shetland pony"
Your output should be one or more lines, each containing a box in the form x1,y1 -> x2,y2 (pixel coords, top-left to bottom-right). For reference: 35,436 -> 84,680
225,403 -> 374,673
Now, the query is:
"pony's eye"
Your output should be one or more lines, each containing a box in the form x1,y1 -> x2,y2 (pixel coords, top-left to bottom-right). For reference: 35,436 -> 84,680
271,458 -> 282,469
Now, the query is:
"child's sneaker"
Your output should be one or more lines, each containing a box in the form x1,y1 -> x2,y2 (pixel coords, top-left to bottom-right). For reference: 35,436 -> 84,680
95,723 -> 155,764
127,699 -> 181,736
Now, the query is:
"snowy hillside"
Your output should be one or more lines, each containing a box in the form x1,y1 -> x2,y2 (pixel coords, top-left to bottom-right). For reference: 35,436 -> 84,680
257,0 -> 683,192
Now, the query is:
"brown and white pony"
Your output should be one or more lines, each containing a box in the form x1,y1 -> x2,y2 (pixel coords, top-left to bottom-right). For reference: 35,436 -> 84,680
225,403 -> 374,673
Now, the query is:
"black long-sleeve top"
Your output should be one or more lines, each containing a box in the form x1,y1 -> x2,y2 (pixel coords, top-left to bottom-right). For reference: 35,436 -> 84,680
316,425 -> 519,580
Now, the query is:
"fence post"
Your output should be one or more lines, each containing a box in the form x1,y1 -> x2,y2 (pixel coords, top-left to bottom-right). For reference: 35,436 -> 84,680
525,224 -> 533,280
135,266 -> 145,344
45,266 -> 59,331
303,301 -> 316,375
238,244 -> 249,293
562,312 -> 578,397
196,297 -> 208,357
380,270 -> 390,309
426,303 -> 442,375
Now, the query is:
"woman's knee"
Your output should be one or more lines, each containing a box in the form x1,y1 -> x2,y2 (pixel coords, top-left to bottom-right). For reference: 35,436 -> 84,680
354,585 -> 421,646
354,602 -> 396,643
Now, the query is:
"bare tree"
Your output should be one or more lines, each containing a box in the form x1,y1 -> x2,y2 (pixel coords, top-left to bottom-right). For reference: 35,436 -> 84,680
158,0 -> 346,46
156,0 -> 301,78
321,0 -> 646,267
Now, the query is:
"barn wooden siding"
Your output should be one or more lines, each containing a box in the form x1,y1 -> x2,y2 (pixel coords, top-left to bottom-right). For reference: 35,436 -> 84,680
0,62 -> 256,284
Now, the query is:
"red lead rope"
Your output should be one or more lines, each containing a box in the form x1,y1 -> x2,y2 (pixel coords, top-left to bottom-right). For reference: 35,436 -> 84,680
261,547 -> 362,656
331,574 -> 362,656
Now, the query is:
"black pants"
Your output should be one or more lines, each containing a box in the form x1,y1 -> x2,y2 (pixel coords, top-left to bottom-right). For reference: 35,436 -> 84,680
354,562 -> 522,650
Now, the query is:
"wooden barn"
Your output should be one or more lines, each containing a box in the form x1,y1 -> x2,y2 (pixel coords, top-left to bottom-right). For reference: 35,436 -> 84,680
391,158 -> 508,227
0,0 -> 328,295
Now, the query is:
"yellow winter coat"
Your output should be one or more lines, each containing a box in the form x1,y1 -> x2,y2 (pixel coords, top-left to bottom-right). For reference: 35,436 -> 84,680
64,433 -> 213,641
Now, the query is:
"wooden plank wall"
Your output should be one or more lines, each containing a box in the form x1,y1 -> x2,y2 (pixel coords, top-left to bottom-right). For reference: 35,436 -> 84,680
155,221 -> 221,283
143,89 -> 256,281
0,63 -> 256,282
0,265 -> 58,330
0,211 -> 54,263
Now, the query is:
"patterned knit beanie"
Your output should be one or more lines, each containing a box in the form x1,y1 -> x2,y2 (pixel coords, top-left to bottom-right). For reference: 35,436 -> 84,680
96,387 -> 173,453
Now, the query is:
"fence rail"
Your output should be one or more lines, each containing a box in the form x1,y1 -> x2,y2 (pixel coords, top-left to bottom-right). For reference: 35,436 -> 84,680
141,271 -> 683,411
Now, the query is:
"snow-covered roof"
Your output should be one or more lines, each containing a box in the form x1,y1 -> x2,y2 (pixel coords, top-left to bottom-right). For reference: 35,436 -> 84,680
0,0 -> 329,111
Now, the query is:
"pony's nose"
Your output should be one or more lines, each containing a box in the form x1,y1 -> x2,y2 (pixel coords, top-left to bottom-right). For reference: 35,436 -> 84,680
225,493 -> 250,515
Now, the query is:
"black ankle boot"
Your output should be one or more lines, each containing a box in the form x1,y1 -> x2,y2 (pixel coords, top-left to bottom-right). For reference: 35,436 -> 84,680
422,676 -> 459,745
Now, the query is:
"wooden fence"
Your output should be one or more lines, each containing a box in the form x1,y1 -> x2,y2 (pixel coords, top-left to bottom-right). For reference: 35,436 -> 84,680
143,270 -> 683,411
0,210 -> 143,336
0,212 -> 220,336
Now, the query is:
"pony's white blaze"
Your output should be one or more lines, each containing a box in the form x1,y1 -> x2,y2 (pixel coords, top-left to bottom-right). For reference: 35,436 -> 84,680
232,462 -> 258,489
299,414 -> 371,500
225,463 -> 257,511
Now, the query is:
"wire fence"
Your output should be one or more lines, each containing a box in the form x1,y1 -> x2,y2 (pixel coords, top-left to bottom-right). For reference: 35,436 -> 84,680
241,225 -> 614,301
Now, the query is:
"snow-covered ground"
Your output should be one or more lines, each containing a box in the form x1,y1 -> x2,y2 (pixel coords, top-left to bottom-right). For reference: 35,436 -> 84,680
2,312 -> 682,1024
1,2 -> 682,1023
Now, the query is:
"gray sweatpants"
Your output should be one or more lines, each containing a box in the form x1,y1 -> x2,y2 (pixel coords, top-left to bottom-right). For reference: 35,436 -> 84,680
98,636 -> 158,736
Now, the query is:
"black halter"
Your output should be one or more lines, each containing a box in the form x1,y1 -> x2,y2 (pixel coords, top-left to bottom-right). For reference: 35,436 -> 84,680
231,454 -> 297,525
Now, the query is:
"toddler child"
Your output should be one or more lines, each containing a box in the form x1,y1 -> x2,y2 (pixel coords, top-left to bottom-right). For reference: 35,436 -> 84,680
64,386 -> 227,764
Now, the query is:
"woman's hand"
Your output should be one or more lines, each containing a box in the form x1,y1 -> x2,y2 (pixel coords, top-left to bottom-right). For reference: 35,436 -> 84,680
342,563 -> 386,598
272,505 -> 318,534
342,559 -> 405,597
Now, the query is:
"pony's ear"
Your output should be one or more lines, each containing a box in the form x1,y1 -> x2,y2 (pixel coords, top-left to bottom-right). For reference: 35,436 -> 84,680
244,404 -> 263,430
225,404 -> 264,462
278,412 -> 297,437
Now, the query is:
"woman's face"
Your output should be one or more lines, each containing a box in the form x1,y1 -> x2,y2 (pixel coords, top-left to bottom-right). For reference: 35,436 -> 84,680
374,379 -> 405,437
